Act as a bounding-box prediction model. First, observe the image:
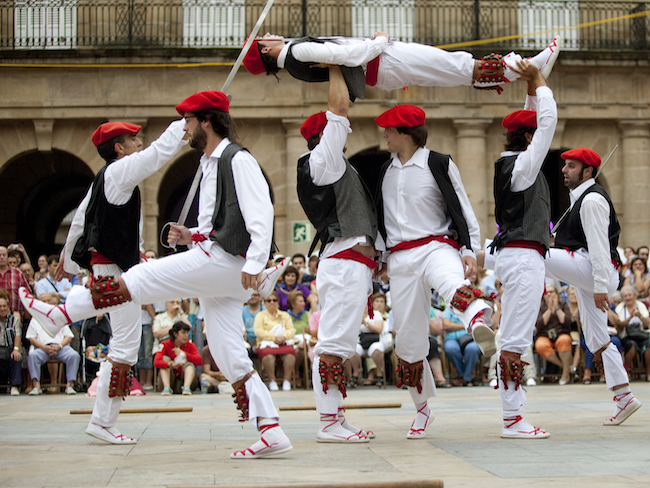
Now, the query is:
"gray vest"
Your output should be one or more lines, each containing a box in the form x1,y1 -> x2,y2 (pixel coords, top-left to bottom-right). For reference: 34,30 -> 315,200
492,154 -> 550,252
209,143 -> 252,256
296,153 -> 377,255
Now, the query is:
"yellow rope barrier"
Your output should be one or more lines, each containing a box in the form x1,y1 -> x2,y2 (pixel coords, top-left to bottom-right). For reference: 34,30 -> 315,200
1,9 -> 648,69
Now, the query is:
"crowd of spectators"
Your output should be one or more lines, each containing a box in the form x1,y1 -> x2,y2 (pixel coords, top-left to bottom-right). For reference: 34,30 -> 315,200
3,240 -> 650,399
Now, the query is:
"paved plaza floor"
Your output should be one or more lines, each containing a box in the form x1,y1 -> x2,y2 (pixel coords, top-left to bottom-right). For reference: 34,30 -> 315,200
1,381 -> 649,488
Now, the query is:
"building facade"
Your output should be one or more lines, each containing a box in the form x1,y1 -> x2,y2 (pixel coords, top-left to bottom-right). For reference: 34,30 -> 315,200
1,0 -> 649,259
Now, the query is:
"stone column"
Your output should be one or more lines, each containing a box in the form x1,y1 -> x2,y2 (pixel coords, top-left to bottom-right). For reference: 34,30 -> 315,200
280,118 -> 310,257
452,119 -> 493,244
618,120 -> 650,247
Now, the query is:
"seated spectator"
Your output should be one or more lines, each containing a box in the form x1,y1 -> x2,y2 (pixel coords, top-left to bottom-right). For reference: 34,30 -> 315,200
308,309 -> 320,364
0,294 -> 22,396
623,256 -> 650,300
152,299 -> 190,356
138,304 -> 155,390
242,291 -> 264,350
254,291 -> 296,391
81,314 -> 112,383
35,254 -> 48,281
535,284 -> 573,385
19,263 -> 36,294
199,345 -> 233,394
291,253 -> 307,283
356,304 -> 386,387
616,285 -> 650,380
287,290 -> 311,384
154,322 -> 201,395
442,307 -> 481,386
34,255 -> 71,300
26,293 -> 79,395
302,255 -> 319,284
427,306 -> 449,388
276,266 -> 317,312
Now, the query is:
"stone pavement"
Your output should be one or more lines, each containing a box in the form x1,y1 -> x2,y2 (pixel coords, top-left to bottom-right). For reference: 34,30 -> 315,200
1,381 -> 649,488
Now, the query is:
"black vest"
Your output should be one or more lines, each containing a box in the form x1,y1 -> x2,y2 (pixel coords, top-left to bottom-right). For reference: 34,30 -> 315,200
209,143 -> 259,256
554,182 -> 621,263
71,165 -> 141,272
297,153 -> 378,255
285,37 -> 367,102
375,151 -> 472,250
491,154 -> 550,252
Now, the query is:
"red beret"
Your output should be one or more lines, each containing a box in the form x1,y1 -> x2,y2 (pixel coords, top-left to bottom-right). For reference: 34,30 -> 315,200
91,122 -> 141,147
375,105 -> 425,128
175,91 -> 229,116
502,110 -> 537,132
300,112 -> 327,141
243,40 -> 265,75
561,147 -> 601,169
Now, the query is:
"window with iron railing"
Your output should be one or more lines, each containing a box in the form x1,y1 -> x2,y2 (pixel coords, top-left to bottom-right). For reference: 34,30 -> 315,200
351,0 -> 414,42
182,0 -> 245,47
14,0 -> 76,50
518,0 -> 579,50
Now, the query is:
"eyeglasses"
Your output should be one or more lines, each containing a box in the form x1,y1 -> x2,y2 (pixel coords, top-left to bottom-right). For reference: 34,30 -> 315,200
265,298 -> 278,302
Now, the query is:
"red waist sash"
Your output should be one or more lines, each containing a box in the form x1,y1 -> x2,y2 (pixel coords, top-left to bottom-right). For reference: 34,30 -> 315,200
390,235 -> 461,253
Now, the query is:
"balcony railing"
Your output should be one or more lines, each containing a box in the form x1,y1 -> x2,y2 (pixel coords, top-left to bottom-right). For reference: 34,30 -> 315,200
1,0 -> 648,53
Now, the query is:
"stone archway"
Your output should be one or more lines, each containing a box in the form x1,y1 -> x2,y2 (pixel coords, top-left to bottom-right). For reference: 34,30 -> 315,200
0,149 -> 94,257
348,145 -> 390,196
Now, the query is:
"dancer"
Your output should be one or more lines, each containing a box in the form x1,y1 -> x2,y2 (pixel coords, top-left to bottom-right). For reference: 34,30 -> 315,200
243,32 -> 560,98
296,65 -> 377,442
21,91 -> 290,459
374,103 -> 496,439
482,59 -> 556,439
545,147 -> 641,425
59,118 -> 187,444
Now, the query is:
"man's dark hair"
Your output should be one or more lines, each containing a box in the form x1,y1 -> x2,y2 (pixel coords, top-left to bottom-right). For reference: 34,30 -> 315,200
397,125 -> 428,147
259,44 -> 280,76
307,134 -> 321,151
291,253 -> 306,263
637,245 -> 649,255
96,133 -> 128,164
504,127 -> 536,151
47,254 -> 59,265
195,109 -> 240,144
578,162 -> 595,181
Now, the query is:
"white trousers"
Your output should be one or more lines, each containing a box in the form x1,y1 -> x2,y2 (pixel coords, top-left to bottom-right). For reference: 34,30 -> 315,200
89,263 -> 142,429
312,257 -> 373,414
494,247 -> 546,414
545,248 -> 627,389
377,43 -> 525,91
68,245 -> 279,424
388,241 -> 492,405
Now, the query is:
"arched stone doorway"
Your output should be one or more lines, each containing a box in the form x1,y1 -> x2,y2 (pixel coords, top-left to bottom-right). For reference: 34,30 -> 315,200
0,149 -> 94,257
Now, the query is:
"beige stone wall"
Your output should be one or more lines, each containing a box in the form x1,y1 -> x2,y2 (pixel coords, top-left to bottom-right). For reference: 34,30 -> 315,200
1,60 -> 650,255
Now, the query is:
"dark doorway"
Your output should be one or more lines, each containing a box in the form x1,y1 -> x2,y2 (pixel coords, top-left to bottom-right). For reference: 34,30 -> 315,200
0,150 -> 94,258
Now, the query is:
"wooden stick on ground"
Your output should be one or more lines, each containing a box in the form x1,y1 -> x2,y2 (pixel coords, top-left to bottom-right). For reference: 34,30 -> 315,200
218,481 -> 442,488
70,406 -> 193,415
280,403 -> 401,411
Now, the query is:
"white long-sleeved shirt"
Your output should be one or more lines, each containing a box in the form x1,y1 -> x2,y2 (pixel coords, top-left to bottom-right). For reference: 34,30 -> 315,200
278,37 -> 475,91
501,86 -> 557,192
305,111 -> 373,258
64,120 -> 187,274
568,179 -> 613,294
381,147 -> 481,259
192,138 -> 274,276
